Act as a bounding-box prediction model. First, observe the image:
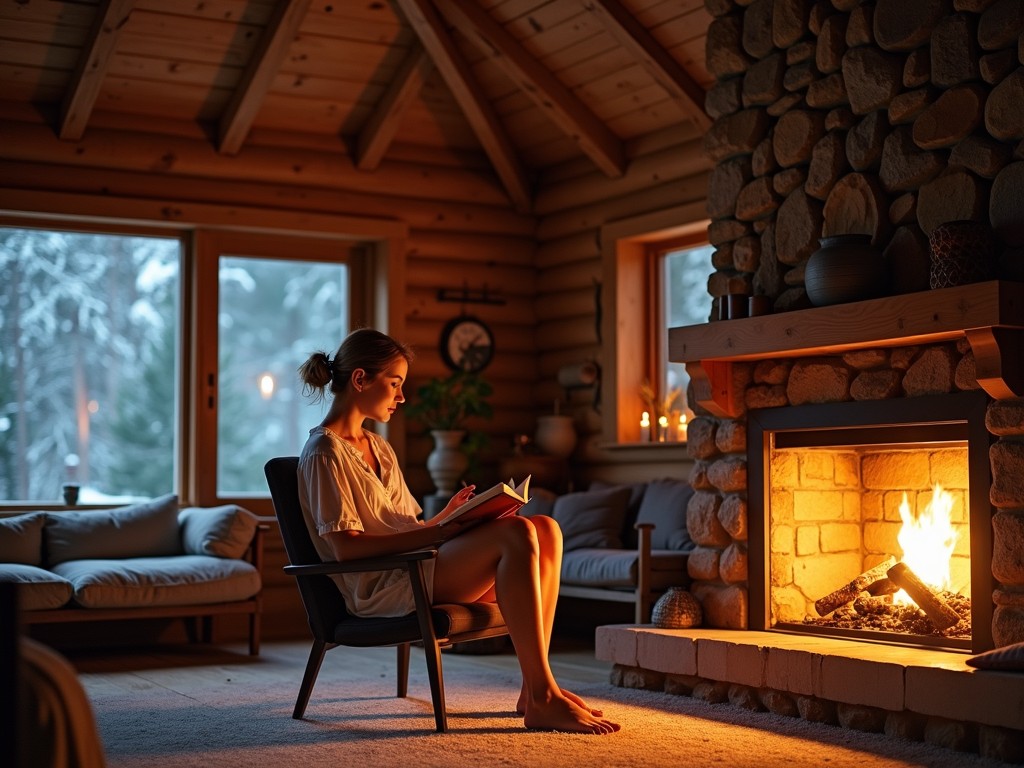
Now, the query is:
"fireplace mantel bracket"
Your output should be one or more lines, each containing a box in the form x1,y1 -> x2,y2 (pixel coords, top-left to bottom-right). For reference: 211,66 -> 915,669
965,326 -> 1024,401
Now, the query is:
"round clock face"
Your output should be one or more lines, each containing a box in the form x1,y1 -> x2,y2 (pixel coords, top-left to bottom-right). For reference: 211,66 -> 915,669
440,316 -> 494,372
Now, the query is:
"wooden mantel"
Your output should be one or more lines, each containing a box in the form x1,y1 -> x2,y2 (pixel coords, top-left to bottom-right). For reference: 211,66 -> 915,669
669,281 -> 1024,418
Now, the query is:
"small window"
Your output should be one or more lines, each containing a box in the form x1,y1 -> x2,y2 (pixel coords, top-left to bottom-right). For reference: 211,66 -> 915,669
600,207 -> 711,444
0,226 -> 182,503
659,244 -> 715,428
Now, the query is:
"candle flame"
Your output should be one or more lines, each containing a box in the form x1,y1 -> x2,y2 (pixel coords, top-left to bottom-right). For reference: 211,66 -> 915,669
894,485 -> 957,606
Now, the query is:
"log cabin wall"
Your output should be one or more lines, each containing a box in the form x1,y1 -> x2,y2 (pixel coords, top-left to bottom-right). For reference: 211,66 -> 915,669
531,124 -> 710,487
0,0 -> 717,644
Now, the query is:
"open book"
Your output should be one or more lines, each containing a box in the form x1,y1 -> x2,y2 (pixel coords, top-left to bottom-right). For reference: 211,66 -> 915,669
437,476 -> 531,527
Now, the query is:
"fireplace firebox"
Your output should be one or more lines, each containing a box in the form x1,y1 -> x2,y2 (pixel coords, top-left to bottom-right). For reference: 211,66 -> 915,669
748,391 -> 993,652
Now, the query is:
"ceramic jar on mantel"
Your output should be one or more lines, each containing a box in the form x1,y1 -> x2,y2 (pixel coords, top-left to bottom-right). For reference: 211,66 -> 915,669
804,234 -> 886,307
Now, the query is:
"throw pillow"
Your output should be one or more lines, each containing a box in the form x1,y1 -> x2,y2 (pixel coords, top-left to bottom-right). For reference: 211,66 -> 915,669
590,480 -> 647,548
44,494 -> 181,566
519,489 -> 556,519
635,478 -> 695,550
966,641 -> 1024,671
0,512 -> 47,566
552,486 -> 632,551
179,505 -> 259,559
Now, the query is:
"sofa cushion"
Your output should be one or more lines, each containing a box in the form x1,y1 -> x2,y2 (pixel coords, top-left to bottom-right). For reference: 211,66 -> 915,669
561,548 -> 638,587
0,564 -> 74,610
552,486 -> 632,550
45,494 -> 181,566
179,505 -> 258,559
53,556 -> 261,609
634,478 -> 695,550
561,548 -> 690,590
0,512 -> 47,566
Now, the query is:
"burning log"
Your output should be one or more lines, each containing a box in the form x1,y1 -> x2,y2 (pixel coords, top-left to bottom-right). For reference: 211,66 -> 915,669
866,578 -> 900,597
886,561 -> 962,630
814,557 -> 897,616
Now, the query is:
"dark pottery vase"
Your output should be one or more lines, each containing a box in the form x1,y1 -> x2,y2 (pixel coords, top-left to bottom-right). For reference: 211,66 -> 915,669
928,220 -> 996,289
804,234 -> 886,307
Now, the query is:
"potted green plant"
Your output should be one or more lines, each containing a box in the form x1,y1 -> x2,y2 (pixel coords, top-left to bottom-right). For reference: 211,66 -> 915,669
404,371 -> 493,501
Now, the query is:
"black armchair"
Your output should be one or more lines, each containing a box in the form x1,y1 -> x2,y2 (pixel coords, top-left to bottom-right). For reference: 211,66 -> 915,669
264,456 -> 508,732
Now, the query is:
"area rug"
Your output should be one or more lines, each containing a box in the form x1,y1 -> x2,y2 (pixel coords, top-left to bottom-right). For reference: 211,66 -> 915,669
82,645 -> 1007,768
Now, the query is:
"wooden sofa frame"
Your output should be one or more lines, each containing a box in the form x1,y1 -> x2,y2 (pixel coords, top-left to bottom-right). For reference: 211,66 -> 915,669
20,524 -> 268,656
557,522 -> 661,624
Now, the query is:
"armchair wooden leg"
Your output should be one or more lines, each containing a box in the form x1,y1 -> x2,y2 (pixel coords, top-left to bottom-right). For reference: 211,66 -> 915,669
396,643 -> 410,698
408,562 -> 448,732
248,611 -> 261,656
293,639 -> 330,719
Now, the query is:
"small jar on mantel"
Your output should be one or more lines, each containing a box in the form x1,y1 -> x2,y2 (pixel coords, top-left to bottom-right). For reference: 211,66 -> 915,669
804,234 -> 886,307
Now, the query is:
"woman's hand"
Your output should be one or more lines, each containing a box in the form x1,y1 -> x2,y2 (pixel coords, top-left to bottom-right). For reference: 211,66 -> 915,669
427,484 -> 476,526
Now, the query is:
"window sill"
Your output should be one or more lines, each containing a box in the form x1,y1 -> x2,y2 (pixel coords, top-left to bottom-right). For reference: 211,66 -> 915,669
598,441 -> 689,451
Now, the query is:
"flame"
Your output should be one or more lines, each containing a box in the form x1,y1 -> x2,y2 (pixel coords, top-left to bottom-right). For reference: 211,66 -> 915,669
894,485 -> 957,605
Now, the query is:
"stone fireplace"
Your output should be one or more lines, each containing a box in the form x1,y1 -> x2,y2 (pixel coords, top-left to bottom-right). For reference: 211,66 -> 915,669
670,284 -> 1024,652
596,0 -> 1024,757
747,389 -> 993,652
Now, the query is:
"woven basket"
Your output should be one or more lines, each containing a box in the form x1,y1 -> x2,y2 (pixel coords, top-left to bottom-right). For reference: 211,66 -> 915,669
651,587 -> 703,629
928,220 -> 996,289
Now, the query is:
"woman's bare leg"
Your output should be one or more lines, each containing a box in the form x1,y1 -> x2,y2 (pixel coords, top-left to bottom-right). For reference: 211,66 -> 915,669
513,516 -> 602,717
433,517 -> 619,734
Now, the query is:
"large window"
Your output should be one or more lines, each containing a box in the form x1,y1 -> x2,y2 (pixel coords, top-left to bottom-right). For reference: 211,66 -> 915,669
1,225 -> 361,505
216,255 -> 349,496
0,227 -> 182,503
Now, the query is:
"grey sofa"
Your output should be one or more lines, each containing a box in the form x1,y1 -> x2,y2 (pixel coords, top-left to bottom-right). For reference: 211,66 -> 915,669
0,494 -> 265,654
523,478 -> 695,623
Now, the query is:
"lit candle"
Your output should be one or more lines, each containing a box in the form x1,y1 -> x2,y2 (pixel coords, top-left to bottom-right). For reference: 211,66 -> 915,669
658,415 -> 668,442
678,413 -> 688,442
640,411 -> 651,442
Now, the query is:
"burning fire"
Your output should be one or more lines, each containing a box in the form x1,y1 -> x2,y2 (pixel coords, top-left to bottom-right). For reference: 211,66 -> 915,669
894,485 -> 958,605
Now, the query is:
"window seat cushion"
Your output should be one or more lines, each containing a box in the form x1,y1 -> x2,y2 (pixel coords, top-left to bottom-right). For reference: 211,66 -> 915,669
0,564 -> 74,610
44,495 -> 182,566
0,512 -> 48,566
52,556 -> 261,609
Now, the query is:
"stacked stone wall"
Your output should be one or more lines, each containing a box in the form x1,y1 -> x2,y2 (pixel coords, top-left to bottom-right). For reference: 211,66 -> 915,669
703,0 -> 1024,316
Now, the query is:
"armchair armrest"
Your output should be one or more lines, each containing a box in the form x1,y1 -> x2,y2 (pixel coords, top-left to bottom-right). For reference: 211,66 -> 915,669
284,548 -> 439,577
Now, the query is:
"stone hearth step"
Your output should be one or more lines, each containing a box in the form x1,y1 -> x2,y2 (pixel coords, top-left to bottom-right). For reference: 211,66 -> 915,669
596,625 -> 1023,732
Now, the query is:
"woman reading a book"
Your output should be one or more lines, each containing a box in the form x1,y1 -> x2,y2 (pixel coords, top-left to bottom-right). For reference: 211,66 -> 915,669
296,328 -> 619,735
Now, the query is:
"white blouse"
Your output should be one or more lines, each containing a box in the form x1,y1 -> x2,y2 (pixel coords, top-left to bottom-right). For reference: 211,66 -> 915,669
297,426 -> 433,618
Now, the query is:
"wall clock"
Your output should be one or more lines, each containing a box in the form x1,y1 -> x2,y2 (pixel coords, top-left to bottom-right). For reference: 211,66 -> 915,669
440,315 -> 494,373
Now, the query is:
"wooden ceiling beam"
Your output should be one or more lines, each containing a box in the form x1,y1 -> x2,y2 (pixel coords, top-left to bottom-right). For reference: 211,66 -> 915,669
356,45 -> 434,171
218,0 -> 313,156
394,0 -> 533,213
59,0 -> 137,141
581,0 -> 711,131
435,0 -> 626,179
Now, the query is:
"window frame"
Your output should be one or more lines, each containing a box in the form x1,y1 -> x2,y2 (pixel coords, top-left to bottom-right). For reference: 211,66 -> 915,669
600,205 -> 710,445
0,211 -> 407,511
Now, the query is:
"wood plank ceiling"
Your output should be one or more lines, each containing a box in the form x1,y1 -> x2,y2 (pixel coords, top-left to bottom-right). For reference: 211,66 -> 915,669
0,0 -> 713,213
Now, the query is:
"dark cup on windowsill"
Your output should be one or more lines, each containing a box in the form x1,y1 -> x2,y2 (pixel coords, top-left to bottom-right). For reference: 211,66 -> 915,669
62,483 -> 80,506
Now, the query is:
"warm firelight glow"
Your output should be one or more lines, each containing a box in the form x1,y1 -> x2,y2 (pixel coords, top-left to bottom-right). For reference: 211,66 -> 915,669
894,485 -> 958,605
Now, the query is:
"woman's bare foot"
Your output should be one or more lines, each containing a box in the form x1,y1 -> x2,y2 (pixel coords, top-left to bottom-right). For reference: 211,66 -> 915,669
516,687 -> 603,717
522,693 -> 620,734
